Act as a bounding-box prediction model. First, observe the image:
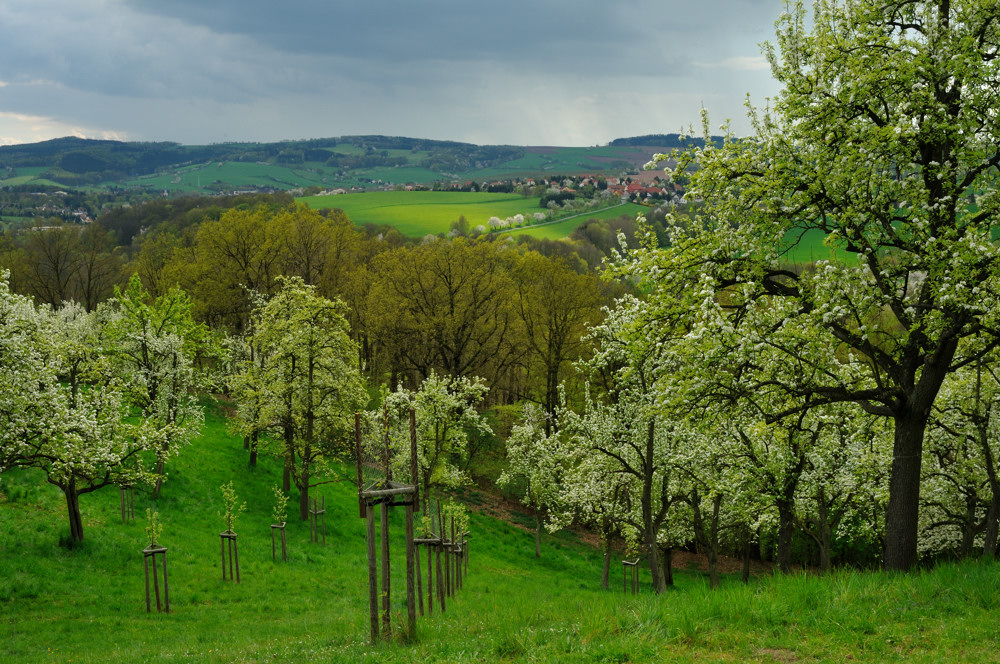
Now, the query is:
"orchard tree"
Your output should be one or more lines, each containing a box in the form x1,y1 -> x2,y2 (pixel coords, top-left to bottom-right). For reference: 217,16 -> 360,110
367,371 -> 492,513
565,295 -> 686,594
922,356 -> 1000,558
631,0 -> 1000,571
0,283 -> 161,542
498,403 -> 570,557
250,276 -> 366,520
0,272 -> 61,473
102,275 -> 212,496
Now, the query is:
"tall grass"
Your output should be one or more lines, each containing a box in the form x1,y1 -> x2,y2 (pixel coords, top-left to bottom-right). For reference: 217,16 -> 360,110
3,403 -> 999,662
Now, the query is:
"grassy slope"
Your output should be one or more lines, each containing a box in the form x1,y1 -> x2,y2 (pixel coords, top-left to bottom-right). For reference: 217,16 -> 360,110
3,406 -> 1000,663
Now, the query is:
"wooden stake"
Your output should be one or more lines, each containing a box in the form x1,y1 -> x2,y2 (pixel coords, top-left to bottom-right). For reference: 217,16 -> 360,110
355,413 -> 366,519
366,502 -> 379,643
409,407 -> 419,512
405,501 -> 416,638
416,540 -> 424,616
427,540 -> 434,616
380,501 -> 391,639
436,541 -> 445,612
161,550 -> 170,612
143,551 -> 151,613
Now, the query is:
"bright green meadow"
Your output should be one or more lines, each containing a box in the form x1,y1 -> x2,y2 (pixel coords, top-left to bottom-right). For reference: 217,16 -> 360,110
300,191 -> 544,236
3,404 -> 1000,663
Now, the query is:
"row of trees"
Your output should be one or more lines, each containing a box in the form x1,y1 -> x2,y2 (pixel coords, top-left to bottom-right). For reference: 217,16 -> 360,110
499,0 -> 1000,584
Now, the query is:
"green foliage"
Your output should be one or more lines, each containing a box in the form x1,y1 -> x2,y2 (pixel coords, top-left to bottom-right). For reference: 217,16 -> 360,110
271,485 -> 288,526
218,481 -> 246,534
144,508 -> 162,548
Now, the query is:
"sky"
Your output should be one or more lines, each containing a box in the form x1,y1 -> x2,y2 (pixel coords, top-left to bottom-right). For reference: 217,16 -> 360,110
0,0 -> 788,147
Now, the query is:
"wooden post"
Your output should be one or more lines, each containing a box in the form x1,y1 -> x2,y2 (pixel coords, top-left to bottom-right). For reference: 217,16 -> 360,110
623,559 -> 639,594
143,546 -> 169,613
380,501 -> 391,639
144,550 -> 151,612
366,502 -> 379,643
271,523 -> 287,562
464,532 -> 470,578
450,515 -> 456,595
355,413 -> 366,519
383,404 -> 392,482
120,486 -> 134,523
310,497 -> 326,544
436,541 -> 445,612
161,550 -> 170,612
427,540 -> 434,616
221,532 -> 240,582
405,501 -> 416,639
409,407 -> 419,512
416,541 -> 424,616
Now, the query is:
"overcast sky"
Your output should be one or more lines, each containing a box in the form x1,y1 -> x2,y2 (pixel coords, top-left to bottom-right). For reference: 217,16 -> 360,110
0,0 -> 787,147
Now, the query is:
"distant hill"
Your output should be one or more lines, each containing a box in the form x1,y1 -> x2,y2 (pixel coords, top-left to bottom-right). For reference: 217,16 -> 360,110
0,134 -> 721,196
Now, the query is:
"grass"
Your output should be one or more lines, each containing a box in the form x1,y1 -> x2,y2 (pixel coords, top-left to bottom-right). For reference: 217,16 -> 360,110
299,191 -> 544,236
3,403 -> 1000,662
508,203 -> 647,240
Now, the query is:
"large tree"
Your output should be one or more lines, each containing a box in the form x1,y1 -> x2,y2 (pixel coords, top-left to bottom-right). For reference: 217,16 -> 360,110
629,0 -> 1000,570
244,276 -> 366,520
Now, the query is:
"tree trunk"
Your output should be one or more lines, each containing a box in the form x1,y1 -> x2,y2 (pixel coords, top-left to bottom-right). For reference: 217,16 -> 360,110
249,430 -> 258,467
983,489 -> 1000,559
960,492 -> 978,559
742,528 -> 753,584
601,537 -> 612,590
661,545 -> 673,587
776,498 -> 795,573
64,483 -> 84,542
977,424 -> 1000,558
534,511 -> 542,558
299,452 -> 310,521
884,412 -> 928,571
817,496 -> 833,573
641,419 -> 666,594
707,494 -> 722,589
283,422 -> 293,494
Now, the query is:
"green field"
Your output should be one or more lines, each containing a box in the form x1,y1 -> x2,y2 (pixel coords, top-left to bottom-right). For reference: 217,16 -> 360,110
3,404 -> 1000,663
455,146 -> 638,180
509,203 -> 647,240
125,161 -> 334,194
300,191 -> 545,236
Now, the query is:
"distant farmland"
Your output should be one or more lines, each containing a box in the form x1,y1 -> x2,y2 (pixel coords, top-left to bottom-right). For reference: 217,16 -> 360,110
299,191 -> 547,236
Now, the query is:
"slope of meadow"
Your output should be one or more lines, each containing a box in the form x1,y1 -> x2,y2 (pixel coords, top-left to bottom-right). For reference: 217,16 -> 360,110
2,404 -> 999,663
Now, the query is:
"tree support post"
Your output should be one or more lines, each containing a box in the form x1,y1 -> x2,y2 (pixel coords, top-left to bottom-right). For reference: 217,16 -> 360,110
310,496 -> 326,544
142,546 -> 169,613
221,532 -> 240,582
120,485 -> 134,523
623,559 -> 639,594
271,522 -> 287,562
365,502 -> 379,643
380,501 -> 391,639
405,501 -> 416,639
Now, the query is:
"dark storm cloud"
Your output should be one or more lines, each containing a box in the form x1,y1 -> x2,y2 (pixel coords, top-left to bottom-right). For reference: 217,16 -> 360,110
0,0 -> 786,145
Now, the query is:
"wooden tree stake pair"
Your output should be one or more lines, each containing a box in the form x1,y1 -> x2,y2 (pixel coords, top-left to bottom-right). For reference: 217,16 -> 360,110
142,546 -> 170,612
